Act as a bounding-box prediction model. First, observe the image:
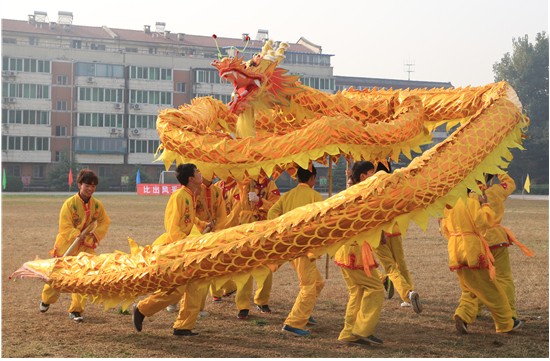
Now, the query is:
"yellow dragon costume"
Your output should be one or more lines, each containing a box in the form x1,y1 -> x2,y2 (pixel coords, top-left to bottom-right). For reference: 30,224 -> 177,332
11,39 -> 529,311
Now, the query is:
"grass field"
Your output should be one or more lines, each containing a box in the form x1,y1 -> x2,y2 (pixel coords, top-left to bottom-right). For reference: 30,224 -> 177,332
2,194 -> 548,358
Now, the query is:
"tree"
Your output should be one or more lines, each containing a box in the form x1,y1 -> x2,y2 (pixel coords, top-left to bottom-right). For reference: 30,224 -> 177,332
493,32 -> 549,193
47,152 -> 79,191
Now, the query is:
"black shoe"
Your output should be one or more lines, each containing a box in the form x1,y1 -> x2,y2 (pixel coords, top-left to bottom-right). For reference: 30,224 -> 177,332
255,304 -> 272,314
69,312 -> 84,323
352,333 -> 383,345
383,277 -> 394,299
173,329 -> 199,336
39,301 -> 50,313
508,318 -> 523,332
364,335 -> 384,345
237,309 -> 249,319
455,316 -> 468,334
132,304 -> 145,332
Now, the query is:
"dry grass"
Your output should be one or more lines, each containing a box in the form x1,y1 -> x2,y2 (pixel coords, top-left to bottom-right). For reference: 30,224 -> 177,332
2,194 -> 548,358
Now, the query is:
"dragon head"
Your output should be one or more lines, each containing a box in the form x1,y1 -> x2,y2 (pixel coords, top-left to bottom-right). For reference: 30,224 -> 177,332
212,39 -> 301,114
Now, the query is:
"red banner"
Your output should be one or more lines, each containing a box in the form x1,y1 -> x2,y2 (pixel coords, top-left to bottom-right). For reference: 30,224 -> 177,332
137,183 -> 181,195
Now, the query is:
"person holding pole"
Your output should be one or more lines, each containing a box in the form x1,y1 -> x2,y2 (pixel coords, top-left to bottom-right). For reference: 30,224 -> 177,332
268,165 -> 325,336
39,169 -> 111,323
132,163 -> 213,336
334,161 -> 385,345
372,161 -> 421,313
441,189 -> 522,334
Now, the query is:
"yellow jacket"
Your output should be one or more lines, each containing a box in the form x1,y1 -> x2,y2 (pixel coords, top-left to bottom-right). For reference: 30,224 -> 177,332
153,186 -> 206,246
196,183 -> 228,231
334,241 -> 378,275
50,193 -> 110,257
482,174 -> 515,247
442,197 -> 496,272
223,178 -> 281,226
267,183 -> 323,220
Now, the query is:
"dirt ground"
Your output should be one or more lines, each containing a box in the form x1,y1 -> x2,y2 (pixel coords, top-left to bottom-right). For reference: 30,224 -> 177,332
2,194 -> 548,358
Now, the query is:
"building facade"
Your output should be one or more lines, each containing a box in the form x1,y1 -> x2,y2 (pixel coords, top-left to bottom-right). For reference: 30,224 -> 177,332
2,12 -> 452,191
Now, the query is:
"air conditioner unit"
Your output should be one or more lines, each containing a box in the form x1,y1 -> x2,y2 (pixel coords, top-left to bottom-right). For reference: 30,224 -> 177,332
133,103 -> 140,110
86,76 -> 94,83
110,128 -> 118,134
131,128 -> 140,135
114,103 -> 121,109
8,71 -> 16,77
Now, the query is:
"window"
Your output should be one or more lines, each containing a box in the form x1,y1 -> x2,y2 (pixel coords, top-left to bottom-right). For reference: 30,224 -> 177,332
91,43 -> 106,51
33,165 -> 45,178
129,139 -> 160,153
3,38 -> 16,44
7,110 -> 50,125
125,47 -> 138,53
55,151 -> 62,162
129,66 -> 172,80
72,40 -> 82,49
29,37 -> 39,46
56,100 -> 67,111
98,166 -> 112,178
78,87 -> 123,102
4,165 -> 21,177
148,47 -> 157,54
78,113 -> 123,128
57,75 -> 68,85
55,126 -> 67,136
176,82 -> 186,93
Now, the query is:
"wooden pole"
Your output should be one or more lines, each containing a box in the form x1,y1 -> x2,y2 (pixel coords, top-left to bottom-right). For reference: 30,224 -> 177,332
325,156 -> 333,279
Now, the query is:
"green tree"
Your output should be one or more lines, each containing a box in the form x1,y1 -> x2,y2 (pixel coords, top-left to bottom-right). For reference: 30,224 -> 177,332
493,31 -> 549,192
47,153 -> 79,191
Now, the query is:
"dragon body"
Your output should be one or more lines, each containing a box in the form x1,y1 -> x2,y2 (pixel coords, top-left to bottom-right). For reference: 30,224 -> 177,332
11,40 -> 528,309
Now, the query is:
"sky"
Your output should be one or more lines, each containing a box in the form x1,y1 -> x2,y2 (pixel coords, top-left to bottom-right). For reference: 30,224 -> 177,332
1,0 -> 547,87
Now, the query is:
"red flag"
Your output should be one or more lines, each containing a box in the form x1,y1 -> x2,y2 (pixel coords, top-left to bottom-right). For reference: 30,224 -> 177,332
68,168 -> 74,187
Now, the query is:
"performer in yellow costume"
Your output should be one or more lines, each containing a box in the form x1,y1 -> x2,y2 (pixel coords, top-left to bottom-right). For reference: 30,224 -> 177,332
441,193 -> 522,334
196,176 -> 237,307
372,162 -> 421,313
334,161 -> 384,345
40,169 -> 110,323
223,174 -> 281,319
268,165 -> 324,336
472,173 -> 533,320
133,163 -> 212,336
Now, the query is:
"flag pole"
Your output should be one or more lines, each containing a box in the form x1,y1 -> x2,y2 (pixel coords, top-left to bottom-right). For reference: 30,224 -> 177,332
325,156 -> 333,279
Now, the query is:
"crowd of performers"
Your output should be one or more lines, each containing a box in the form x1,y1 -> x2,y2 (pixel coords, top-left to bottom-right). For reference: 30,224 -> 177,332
38,162 -> 531,345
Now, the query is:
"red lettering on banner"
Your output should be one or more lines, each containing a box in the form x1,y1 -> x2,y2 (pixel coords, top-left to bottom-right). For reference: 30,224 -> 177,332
137,184 -> 181,195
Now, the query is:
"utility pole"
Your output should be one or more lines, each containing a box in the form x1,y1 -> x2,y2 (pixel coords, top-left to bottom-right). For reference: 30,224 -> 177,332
404,59 -> 415,81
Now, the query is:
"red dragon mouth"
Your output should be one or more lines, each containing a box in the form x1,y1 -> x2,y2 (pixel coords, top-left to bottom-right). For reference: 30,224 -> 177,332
219,69 -> 262,113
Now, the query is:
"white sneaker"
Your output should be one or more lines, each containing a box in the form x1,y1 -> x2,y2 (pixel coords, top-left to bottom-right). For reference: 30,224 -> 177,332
199,311 -> 209,318
166,304 -> 178,313
401,301 -> 412,307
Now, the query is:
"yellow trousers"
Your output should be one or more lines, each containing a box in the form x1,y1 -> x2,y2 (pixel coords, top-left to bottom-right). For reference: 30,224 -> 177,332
138,281 -> 207,330
201,280 -> 236,311
454,268 -> 514,333
235,269 -> 272,311
41,283 -> 87,313
477,247 -> 517,318
374,235 -> 414,302
284,257 -> 325,329
210,280 -> 237,299
338,267 -> 384,341
41,248 -> 95,313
